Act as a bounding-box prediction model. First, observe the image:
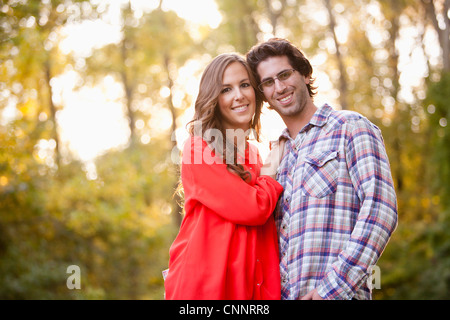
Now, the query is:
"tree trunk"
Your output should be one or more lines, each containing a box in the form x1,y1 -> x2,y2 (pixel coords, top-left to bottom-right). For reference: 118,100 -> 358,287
120,1 -> 136,143
264,0 -> 287,36
422,0 -> 450,72
324,0 -> 348,110
387,0 -> 404,193
163,53 -> 183,228
120,39 -> 136,143
44,57 -> 61,169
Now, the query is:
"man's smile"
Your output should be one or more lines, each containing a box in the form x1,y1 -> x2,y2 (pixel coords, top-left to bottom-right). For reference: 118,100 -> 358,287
276,92 -> 294,105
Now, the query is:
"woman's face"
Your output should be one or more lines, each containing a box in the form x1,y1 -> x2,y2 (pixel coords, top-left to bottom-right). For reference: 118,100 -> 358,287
217,62 -> 256,131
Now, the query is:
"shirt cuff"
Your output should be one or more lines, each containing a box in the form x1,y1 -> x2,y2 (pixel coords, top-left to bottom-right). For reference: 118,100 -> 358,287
316,268 -> 357,300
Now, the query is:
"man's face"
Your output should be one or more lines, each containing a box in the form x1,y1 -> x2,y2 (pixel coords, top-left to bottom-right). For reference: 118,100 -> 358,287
256,55 -> 311,119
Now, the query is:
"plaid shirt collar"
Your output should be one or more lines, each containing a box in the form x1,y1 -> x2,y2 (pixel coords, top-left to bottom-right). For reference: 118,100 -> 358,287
280,104 -> 333,140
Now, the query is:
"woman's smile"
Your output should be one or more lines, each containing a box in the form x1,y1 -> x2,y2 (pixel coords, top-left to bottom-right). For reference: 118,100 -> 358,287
231,104 -> 249,113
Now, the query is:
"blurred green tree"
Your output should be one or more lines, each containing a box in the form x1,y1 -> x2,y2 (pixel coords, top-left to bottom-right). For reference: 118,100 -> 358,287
83,1 -> 199,227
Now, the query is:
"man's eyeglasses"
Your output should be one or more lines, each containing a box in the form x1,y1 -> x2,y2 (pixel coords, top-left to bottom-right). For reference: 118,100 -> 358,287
258,69 -> 296,92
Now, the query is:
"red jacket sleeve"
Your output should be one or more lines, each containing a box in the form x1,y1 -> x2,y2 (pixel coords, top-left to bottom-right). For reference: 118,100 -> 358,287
181,136 -> 283,226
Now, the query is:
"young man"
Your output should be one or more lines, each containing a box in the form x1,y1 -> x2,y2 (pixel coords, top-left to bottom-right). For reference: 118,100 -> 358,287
246,38 -> 398,300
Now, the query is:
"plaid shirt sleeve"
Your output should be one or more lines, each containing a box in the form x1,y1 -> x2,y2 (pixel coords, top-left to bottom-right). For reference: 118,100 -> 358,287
316,117 -> 398,300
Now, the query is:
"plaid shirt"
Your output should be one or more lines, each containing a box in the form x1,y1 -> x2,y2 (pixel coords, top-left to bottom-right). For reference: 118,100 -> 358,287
275,104 -> 398,300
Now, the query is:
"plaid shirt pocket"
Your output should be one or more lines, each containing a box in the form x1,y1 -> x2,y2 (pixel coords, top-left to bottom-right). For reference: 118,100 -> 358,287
302,150 -> 339,198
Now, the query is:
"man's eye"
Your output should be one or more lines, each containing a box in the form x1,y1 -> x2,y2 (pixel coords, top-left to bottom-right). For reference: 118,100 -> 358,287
278,70 -> 292,80
263,79 -> 274,87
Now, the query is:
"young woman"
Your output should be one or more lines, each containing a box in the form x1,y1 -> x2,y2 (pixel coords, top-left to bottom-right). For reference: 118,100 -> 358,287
164,53 -> 284,300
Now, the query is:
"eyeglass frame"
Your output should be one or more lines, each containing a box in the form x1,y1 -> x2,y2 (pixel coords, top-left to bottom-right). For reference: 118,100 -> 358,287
257,69 -> 297,92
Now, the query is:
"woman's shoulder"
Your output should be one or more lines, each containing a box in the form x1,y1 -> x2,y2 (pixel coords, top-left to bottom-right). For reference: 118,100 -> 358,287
247,141 -> 263,161
182,135 -> 219,165
247,141 -> 261,155
182,135 -> 207,153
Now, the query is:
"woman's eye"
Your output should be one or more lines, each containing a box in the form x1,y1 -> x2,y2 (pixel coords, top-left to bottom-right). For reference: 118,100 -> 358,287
241,82 -> 251,88
221,87 -> 231,94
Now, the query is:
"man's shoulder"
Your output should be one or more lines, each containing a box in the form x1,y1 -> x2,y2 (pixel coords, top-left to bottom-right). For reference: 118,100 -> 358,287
325,106 -> 380,133
328,107 -> 365,123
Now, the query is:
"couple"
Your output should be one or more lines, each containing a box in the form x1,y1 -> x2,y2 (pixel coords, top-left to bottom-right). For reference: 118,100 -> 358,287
164,38 -> 398,300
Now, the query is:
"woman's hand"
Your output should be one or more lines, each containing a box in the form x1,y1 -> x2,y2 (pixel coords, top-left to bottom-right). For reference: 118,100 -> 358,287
260,138 -> 286,178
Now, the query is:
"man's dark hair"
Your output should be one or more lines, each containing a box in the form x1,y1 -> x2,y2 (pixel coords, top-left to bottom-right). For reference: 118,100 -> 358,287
246,38 -> 317,98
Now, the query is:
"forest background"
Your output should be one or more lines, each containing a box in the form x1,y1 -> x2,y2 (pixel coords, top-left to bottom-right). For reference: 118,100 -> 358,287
0,0 -> 449,300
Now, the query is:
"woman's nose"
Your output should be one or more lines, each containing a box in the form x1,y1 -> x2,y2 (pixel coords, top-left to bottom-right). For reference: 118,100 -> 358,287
234,89 -> 244,100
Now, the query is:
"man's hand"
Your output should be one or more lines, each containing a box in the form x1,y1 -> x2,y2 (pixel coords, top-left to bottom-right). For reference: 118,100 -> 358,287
300,289 -> 324,300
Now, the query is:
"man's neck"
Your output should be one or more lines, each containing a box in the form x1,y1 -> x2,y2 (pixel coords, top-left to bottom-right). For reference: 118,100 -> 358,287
284,102 -> 318,139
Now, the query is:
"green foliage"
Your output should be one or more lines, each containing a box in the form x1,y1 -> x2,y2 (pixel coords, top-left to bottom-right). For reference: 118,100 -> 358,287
0,133 -> 177,299
373,73 -> 450,300
426,73 -> 450,207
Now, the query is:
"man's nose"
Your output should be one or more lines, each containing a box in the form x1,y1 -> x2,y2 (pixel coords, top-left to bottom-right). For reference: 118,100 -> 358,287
274,78 -> 287,93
